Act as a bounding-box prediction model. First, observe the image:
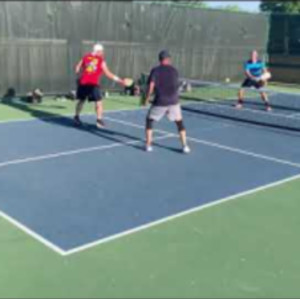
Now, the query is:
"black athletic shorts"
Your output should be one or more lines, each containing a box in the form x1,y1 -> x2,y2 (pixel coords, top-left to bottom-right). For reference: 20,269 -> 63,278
241,78 -> 264,89
76,84 -> 103,102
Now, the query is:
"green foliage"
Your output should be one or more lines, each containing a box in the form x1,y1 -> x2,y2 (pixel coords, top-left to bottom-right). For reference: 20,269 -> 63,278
173,1 -> 208,8
147,1 -> 208,9
260,1 -> 300,13
214,4 -> 241,12
223,4 -> 241,12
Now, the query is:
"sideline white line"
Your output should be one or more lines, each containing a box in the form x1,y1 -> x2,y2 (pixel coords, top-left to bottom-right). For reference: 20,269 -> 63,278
0,134 -> 173,169
65,172 -> 300,256
0,133 -> 173,255
0,210 -> 65,255
0,117 -> 232,170
105,116 -> 300,169
1,113 -> 300,256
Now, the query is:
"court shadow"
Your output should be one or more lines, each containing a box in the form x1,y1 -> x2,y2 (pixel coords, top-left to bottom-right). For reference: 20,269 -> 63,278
242,100 -> 300,113
78,124 -> 182,153
1,99 -> 70,120
127,140 -> 183,154
1,99 -> 180,153
181,96 -> 300,136
181,94 -> 300,113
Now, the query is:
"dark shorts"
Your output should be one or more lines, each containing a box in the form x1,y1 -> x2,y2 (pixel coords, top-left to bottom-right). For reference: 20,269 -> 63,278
241,78 -> 264,89
76,84 -> 103,102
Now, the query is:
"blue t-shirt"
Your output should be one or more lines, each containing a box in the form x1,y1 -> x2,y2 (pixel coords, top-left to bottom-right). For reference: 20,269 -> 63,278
244,60 -> 266,77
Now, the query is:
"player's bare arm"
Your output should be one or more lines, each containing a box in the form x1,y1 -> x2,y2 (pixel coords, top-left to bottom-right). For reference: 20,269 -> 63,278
102,62 -> 125,86
245,70 -> 257,81
144,81 -> 155,106
75,59 -> 83,74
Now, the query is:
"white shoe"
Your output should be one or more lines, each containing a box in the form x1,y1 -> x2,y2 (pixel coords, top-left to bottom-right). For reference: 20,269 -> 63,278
145,145 -> 153,152
266,106 -> 272,112
183,145 -> 191,154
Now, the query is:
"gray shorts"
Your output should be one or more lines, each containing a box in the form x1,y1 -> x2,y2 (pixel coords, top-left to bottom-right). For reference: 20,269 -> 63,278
147,104 -> 183,122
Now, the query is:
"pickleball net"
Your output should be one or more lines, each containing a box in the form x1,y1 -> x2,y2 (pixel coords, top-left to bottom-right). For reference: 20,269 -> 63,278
179,78 -> 300,132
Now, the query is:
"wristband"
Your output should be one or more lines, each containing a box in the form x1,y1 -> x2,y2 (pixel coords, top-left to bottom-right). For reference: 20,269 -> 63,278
113,75 -> 120,82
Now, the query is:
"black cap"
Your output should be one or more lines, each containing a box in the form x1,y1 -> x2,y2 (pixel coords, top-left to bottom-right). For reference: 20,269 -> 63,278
159,50 -> 171,61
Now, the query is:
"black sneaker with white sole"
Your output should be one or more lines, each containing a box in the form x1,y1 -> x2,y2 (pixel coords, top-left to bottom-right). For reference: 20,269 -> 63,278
74,116 -> 83,127
96,119 -> 106,128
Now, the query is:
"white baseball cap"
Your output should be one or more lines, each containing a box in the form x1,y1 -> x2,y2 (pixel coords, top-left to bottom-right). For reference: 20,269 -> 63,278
93,43 -> 104,53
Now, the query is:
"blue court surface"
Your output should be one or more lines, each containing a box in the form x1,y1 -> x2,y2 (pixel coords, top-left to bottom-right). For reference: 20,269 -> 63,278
1,107 -> 300,254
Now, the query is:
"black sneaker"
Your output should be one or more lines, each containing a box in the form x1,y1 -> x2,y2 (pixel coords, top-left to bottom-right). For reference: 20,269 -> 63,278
96,119 -> 106,128
74,116 -> 83,127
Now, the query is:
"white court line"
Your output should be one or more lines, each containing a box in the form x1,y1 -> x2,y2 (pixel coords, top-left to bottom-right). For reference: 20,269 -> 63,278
1,113 -> 300,256
0,210 -> 65,255
3,165 -> 299,257
0,133 -> 173,256
1,88 -> 300,126
0,118 -> 232,169
287,112 -> 300,118
2,97 -> 299,128
1,114 -> 295,170
0,133 -> 173,169
105,116 -> 300,169
65,172 -> 300,256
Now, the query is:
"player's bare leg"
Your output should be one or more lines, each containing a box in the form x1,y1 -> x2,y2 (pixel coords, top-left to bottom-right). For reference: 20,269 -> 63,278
260,92 -> 271,111
96,101 -> 105,128
75,100 -> 84,117
95,101 -> 103,119
176,120 -> 190,153
146,129 -> 153,148
145,118 -> 154,152
236,89 -> 244,109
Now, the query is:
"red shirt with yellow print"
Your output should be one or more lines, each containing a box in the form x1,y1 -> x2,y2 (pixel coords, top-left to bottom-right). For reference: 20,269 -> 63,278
79,53 -> 104,86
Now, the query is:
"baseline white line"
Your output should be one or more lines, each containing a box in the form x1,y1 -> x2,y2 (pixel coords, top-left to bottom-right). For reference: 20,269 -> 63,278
105,116 -> 300,169
0,133 -> 173,256
0,210 -> 65,255
2,113 -> 300,256
0,134 -> 173,169
65,172 -> 300,256
0,119 -> 232,169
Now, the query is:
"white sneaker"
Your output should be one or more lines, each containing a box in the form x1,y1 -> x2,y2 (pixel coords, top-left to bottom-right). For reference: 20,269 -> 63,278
183,145 -> 191,154
266,106 -> 272,112
145,145 -> 153,152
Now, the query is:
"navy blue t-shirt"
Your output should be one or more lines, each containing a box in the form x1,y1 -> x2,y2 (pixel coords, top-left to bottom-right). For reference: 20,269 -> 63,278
148,65 -> 179,106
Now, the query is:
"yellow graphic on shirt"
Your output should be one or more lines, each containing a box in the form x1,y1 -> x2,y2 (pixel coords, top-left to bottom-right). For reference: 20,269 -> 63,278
85,58 -> 99,73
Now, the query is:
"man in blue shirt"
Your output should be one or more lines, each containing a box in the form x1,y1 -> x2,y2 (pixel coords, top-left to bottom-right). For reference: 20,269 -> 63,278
236,50 -> 272,111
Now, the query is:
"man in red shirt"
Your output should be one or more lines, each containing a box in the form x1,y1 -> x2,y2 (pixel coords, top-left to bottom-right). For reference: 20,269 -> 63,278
74,43 -> 125,128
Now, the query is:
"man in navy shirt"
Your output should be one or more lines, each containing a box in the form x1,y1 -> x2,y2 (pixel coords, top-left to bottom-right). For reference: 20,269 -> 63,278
236,50 -> 272,111
143,50 -> 190,153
